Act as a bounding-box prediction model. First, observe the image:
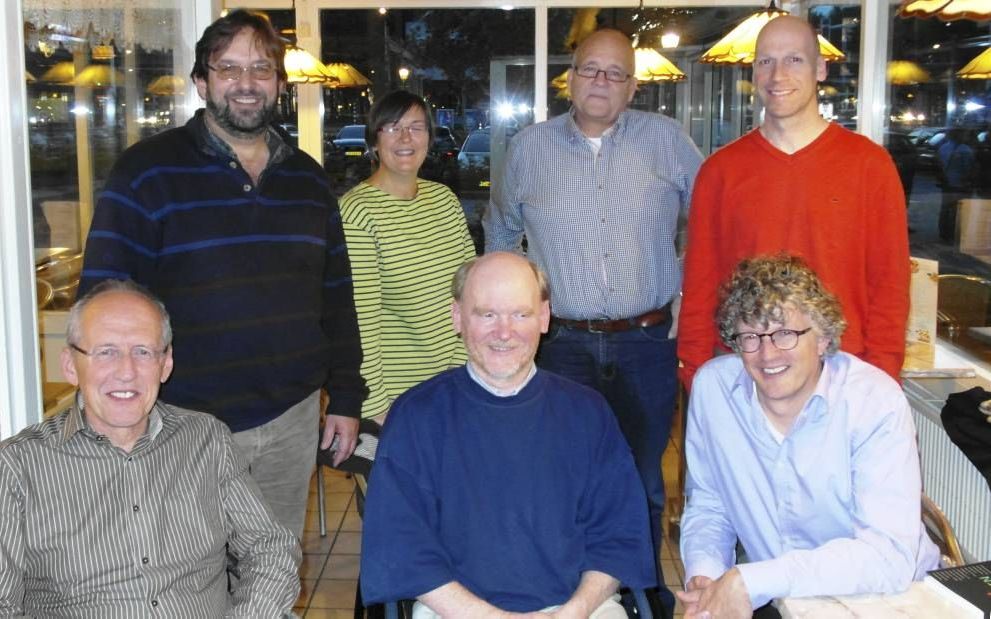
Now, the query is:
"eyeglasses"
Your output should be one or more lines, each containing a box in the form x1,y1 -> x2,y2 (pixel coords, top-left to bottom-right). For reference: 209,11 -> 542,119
70,343 -> 167,366
731,327 -> 814,353
572,64 -> 632,83
207,62 -> 277,81
379,123 -> 428,137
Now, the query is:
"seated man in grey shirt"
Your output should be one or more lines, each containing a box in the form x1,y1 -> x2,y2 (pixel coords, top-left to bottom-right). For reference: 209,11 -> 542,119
0,279 -> 301,617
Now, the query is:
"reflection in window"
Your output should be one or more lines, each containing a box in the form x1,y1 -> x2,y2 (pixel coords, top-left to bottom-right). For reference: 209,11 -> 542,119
885,11 -> 991,361
23,3 -> 185,413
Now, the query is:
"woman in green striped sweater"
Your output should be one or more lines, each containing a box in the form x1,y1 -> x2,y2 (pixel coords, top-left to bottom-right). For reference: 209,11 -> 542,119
340,91 -> 477,420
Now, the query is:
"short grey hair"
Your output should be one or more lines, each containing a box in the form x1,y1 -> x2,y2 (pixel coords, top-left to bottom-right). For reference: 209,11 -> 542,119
67,279 -> 173,349
716,254 -> 846,355
451,255 -> 550,303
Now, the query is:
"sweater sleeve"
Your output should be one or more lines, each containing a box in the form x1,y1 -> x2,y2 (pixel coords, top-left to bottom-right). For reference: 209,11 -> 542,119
677,159 -> 724,390
320,192 -> 368,418
340,197 -> 389,419
360,405 -> 455,604
861,149 -> 909,381
579,404 -> 657,590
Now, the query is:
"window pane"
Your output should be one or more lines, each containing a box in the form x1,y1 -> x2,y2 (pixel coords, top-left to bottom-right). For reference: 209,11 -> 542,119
24,3 -> 188,413
886,9 -> 991,362
320,7 -> 536,248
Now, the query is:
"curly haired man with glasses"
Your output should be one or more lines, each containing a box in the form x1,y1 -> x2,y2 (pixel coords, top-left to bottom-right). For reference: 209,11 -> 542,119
678,255 -> 937,618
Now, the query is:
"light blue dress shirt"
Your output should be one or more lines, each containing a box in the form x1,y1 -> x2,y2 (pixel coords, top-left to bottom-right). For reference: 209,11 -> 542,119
483,109 -> 702,320
680,352 -> 939,609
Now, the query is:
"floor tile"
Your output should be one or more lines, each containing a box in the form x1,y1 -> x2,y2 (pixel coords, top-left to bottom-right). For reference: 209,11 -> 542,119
309,578 -> 358,609
324,554 -> 360,580
302,609 -> 356,619
332,531 -> 362,555
301,530 -> 334,555
296,578 -> 316,608
300,553 -> 328,580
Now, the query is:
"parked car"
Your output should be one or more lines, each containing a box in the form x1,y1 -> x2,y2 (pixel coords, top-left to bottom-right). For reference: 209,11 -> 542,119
456,128 -> 491,197
420,125 -> 460,190
326,124 -> 370,186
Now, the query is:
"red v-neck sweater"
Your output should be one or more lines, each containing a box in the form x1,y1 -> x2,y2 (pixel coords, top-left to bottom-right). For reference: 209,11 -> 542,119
679,123 -> 909,388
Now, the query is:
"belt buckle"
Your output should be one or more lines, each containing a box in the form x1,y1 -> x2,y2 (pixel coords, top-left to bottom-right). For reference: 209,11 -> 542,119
586,319 -> 607,334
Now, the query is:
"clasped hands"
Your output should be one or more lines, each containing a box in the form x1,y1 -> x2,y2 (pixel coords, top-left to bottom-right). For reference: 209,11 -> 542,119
675,568 -> 751,619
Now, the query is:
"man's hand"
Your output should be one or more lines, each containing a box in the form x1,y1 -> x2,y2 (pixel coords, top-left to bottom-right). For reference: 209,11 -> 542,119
321,414 -> 359,466
683,568 -> 750,619
676,575 -> 713,616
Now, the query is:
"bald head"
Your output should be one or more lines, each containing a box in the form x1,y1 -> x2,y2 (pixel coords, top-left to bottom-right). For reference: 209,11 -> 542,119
573,28 -> 635,74
756,15 -> 820,62
453,253 -> 550,303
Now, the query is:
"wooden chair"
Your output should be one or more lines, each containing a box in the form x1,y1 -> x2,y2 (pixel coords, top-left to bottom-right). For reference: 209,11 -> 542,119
921,494 -> 965,567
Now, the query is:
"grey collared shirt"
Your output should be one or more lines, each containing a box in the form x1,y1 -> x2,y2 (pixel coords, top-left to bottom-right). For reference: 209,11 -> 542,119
0,400 -> 301,617
484,109 -> 703,320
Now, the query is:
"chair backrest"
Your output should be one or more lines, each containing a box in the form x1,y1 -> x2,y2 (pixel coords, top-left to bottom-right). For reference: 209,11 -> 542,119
921,494 -> 964,567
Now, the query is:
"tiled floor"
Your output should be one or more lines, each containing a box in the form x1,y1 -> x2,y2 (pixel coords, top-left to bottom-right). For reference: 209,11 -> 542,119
295,436 -> 686,618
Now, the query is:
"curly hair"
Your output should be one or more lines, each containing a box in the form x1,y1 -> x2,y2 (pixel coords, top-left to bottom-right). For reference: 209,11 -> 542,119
716,254 -> 846,355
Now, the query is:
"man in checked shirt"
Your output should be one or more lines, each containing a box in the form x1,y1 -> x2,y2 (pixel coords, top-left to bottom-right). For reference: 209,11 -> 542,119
484,28 -> 702,616
0,280 -> 300,617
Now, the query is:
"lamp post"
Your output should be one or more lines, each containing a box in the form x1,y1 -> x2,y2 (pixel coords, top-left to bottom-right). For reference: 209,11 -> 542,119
398,66 -> 410,89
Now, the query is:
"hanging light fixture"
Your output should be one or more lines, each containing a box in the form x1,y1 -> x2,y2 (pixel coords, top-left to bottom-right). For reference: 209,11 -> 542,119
898,0 -> 991,21
887,60 -> 931,85
957,47 -> 991,79
699,1 -> 845,65
634,48 -> 686,82
284,43 -> 337,84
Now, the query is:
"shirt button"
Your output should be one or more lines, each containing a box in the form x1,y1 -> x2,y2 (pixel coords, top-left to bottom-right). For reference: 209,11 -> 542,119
604,253 -> 610,258
133,505 -> 139,512
242,184 -> 252,192
600,218 -> 606,223
151,600 -> 158,607
142,556 -> 149,564
229,161 -> 237,169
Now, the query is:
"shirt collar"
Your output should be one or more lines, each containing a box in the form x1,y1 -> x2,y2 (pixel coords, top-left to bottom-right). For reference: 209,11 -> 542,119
59,393 -> 167,450
731,354 -> 834,432
190,108 -> 292,167
565,108 -> 628,143
466,362 -> 537,397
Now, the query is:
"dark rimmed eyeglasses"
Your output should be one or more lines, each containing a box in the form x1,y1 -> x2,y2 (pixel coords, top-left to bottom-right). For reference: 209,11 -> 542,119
730,328 -> 814,353
572,64 -> 632,83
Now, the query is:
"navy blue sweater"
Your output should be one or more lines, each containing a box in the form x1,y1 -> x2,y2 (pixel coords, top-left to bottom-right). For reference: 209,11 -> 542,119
361,367 -> 656,610
79,111 -> 366,431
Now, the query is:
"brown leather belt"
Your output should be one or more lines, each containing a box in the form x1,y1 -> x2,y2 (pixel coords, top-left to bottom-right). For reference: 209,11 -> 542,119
551,305 -> 671,334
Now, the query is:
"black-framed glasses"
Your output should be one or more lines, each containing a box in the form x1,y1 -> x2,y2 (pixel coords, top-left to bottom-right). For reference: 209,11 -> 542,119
69,343 -> 167,366
731,328 -> 814,353
207,62 -> 276,81
572,64 -> 632,83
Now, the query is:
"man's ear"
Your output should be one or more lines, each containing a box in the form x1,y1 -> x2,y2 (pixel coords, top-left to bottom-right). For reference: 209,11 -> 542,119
194,74 -> 208,101
61,347 -> 80,387
451,301 -> 463,336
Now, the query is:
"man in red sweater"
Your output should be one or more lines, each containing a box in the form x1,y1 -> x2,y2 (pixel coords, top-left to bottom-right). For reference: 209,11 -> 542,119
678,15 -> 909,389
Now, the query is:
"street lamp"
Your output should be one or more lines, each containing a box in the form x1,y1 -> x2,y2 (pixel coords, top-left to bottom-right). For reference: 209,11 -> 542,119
398,66 -> 410,88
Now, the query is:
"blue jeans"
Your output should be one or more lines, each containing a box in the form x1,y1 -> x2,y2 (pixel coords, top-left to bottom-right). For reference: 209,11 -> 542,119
537,320 -> 677,610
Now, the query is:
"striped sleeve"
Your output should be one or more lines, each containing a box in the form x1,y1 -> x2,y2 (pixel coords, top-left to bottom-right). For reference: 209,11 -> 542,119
340,187 -> 390,418
0,455 -> 26,615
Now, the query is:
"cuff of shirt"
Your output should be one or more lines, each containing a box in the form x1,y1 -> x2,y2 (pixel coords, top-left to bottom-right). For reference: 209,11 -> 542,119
683,556 -> 731,588
736,559 -> 789,609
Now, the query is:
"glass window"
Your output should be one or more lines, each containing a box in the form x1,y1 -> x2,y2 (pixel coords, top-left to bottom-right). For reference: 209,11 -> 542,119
886,11 -> 991,361
24,2 -> 190,414
320,7 -> 536,249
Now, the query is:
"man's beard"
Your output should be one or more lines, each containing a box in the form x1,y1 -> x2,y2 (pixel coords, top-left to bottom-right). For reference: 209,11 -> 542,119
206,89 -> 278,139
